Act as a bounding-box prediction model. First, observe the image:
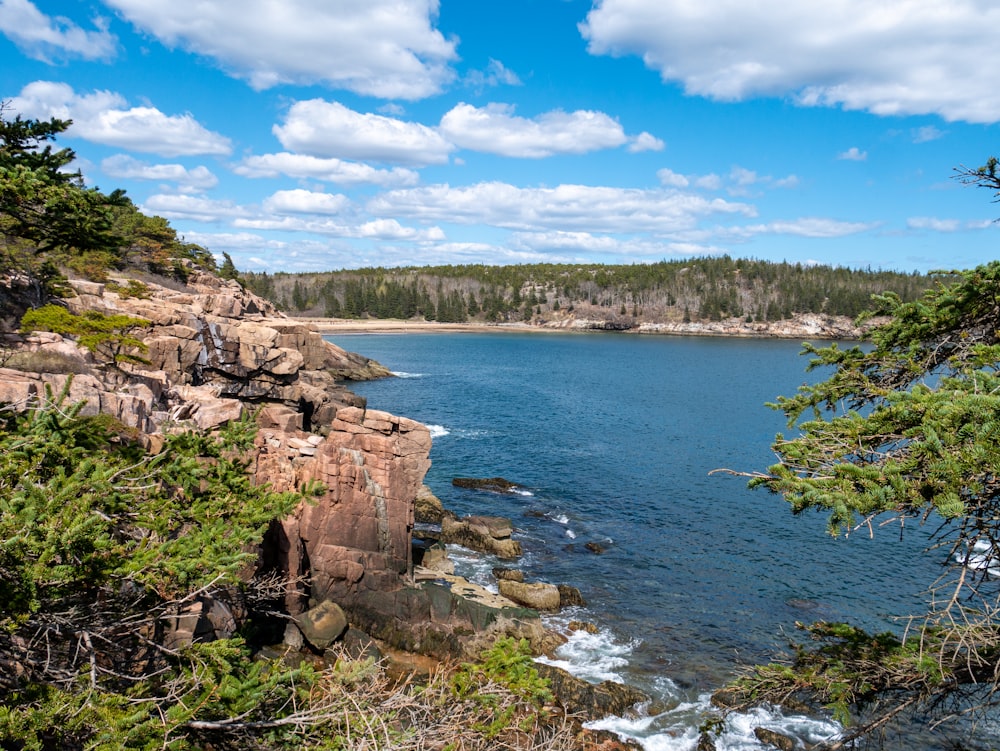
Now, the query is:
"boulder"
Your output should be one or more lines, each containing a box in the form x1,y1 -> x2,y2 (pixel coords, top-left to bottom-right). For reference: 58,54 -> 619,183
498,580 -> 561,611
295,600 -> 348,651
441,515 -> 521,559
535,662 -> 649,719
558,584 -> 586,607
753,727 -> 795,751
414,484 -> 445,524
493,567 -> 524,582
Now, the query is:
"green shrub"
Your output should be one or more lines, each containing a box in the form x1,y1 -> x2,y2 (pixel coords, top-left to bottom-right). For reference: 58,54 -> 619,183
20,304 -> 150,366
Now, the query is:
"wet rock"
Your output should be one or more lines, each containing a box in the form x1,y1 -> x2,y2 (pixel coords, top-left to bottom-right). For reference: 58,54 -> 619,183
414,484 -> 445,523
498,580 -> 561,611
452,476 -> 522,493
585,541 -> 606,555
493,567 -> 524,582
535,662 -> 649,719
440,514 -> 521,559
340,627 -> 383,662
569,620 -> 599,635
754,727 -> 795,751
558,584 -> 586,607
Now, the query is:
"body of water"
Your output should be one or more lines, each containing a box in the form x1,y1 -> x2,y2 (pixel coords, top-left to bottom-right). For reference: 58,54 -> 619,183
331,331 -> 951,750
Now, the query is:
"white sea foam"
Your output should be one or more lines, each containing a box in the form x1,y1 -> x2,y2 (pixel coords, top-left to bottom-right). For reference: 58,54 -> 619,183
565,529 -> 577,539
553,513 -> 570,525
535,625 -> 635,684
587,694 -> 842,751
513,488 -> 535,497
391,371 -> 423,378
426,424 -> 449,438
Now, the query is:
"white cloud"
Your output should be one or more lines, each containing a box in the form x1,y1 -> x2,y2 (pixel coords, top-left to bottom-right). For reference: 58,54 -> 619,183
103,0 -> 457,99
439,102 -> 628,158
464,59 -> 523,90
261,189 -> 351,216
727,218 -> 878,239
142,194 -> 248,223
232,215 -> 444,242
510,230 -> 721,258
101,154 -> 218,192
838,147 -> 868,161
694,173 -> 723,190
906,216 -> 978,232
912,125 -> 945,143
581,1 -> 1000,123
13,81 -> 231,156
0,0 -> 116,61
657,168 -> 689,188
628,131 -> 665,153
274,99 -> 452,166
234,152 -> 419,187
368,181 -> 755,234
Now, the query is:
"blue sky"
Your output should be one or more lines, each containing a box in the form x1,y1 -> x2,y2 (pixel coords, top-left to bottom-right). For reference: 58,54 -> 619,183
2,0 -> 999,274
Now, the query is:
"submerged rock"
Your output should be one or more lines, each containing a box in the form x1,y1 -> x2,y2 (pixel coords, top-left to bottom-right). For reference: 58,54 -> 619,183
452,476 -> 523,493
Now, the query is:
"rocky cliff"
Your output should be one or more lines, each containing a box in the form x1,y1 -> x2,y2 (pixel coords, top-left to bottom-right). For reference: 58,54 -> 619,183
2,269 -> 552,660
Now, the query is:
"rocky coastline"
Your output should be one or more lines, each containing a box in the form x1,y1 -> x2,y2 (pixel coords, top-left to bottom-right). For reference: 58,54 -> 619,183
0,269 -> 650,748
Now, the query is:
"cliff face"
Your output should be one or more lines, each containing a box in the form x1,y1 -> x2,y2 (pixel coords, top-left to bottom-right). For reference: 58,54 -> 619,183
254,406 -> 431,611
5,271 -> 545,659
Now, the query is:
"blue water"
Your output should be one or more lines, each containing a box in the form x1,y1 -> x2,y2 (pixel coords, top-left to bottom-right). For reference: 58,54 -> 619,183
330,331 -> 947,748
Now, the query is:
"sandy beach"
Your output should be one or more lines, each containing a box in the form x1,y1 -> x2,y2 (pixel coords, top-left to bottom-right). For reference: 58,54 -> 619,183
296,317 -> 544,334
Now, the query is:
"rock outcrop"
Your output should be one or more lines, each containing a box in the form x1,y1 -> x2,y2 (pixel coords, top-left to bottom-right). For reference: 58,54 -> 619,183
0,270 -> 570,667
441,514 -> 523,559
60,273 -> 388,431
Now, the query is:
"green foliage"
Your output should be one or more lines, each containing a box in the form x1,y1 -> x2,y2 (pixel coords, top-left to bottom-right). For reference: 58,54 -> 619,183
451,637 -> 553,707
20,304 -> 150,366
731,251 -> 1000,743
243,257 -> 934,326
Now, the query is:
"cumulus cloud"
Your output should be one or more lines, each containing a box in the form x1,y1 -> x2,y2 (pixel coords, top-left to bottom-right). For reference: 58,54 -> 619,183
261,189 -> 351,216
142,194 -> 248,223
368,181 -> 755,234
274,100 -> 452,166
438,102 -> 628,157
103,0 -> 457,99
838,147 -> 868,161
657,168 -> 689,188
628,131 -> 665,153
658,165 -> 793,193
581,0 -> 1000,123
234,152 -> 419,187
233,214 -> 444,242
510,230 -> 722,258
101,154 -> 218,192
0,0 -> 116,61
13,81 -> 231,156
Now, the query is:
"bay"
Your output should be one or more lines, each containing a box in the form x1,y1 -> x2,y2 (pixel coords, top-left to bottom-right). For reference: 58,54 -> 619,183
330,331 -> 947,749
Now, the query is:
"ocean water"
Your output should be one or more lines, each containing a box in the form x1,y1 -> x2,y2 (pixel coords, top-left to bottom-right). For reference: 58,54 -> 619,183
330,331 -> 953,749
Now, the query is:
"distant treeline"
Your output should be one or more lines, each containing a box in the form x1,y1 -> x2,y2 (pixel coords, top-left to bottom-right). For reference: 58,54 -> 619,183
242,257 -> 939,325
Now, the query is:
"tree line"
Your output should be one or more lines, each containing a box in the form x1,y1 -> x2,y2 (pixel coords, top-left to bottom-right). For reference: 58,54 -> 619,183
243,257 -> 938,325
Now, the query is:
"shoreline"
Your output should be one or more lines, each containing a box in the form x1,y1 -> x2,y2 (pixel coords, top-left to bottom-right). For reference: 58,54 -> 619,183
296,315 -> 869,340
